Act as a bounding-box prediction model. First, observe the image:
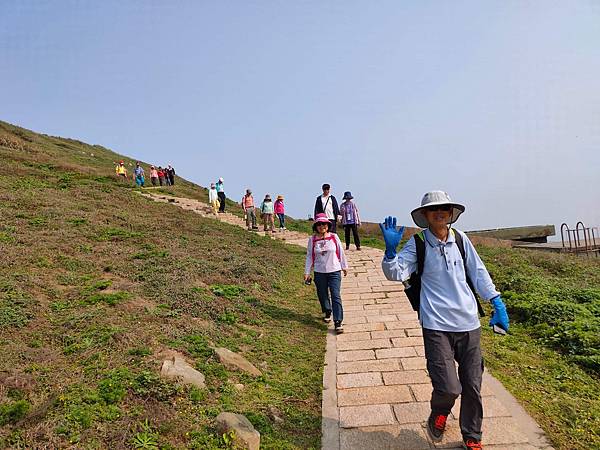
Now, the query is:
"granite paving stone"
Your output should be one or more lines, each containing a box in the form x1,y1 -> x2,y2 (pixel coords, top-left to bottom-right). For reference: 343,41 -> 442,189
375,347 -> 418,359
392,337 -> 425,347
339,405 -> 396,428
338,384 -> 412,406
337,372 -> 383,389
382,370 -> 430,386
337,359 -> 401,374
401,357 -> 428,370
336,332 -> 371,342
409,383 -> 433,402
337,338 -> 392,351
337,350 -> 376,362
340,423 -> 432,450
343,322 -> 386,333
392,401 -> 431,424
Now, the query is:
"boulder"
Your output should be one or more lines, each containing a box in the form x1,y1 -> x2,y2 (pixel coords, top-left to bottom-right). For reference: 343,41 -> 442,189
215,347 -> 262,377
215,412 -> 260,450
160,354 -> 206,389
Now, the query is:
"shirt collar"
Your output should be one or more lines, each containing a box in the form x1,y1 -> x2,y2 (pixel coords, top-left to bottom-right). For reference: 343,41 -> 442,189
424,228 -> 455,247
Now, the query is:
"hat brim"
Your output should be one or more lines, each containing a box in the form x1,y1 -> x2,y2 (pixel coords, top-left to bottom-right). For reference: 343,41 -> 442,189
410,202 -> 465,228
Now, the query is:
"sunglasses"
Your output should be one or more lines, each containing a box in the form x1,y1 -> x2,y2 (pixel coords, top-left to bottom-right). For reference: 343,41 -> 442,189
425,205 -> 453,212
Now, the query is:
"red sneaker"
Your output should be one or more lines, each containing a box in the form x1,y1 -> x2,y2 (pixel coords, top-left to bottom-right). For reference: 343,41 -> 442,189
463,438 -> 483,449
426,413 -> 447,441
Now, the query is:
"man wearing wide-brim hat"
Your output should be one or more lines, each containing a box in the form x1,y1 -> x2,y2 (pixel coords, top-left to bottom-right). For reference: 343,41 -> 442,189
379,191 -> 509,450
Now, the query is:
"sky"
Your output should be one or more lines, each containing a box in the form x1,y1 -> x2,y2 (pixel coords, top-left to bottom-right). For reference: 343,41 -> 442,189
2,1 -> 599,234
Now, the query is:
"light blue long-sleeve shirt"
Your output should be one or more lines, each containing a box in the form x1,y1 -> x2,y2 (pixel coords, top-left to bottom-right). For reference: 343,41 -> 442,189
381,228 -> 499,332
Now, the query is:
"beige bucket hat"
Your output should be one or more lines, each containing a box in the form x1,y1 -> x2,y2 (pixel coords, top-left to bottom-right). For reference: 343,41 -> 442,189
411,191 -> 465,228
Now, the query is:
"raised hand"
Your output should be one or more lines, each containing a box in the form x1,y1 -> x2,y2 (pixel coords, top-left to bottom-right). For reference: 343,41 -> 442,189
379,216 -> 405,259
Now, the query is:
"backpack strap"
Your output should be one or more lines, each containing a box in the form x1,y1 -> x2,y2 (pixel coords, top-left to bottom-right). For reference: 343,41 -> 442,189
452,230 -> 486,317
414,231 -> 425,275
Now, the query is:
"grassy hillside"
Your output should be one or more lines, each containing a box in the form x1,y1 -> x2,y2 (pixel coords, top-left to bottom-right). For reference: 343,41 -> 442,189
0,121 -> 325,449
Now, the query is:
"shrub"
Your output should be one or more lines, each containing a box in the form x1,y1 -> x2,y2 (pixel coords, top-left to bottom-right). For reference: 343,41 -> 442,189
84,291 -> 129,306
131,371 -> 179,401
210,284 -> 245,299
0,400 -> 30,425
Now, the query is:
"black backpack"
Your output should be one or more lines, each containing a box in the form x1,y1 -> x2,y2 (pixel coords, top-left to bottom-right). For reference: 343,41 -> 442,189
403,230 -> 485,318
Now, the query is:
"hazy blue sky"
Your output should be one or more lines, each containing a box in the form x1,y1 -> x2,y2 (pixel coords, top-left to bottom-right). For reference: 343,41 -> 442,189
2,1 -> 599,234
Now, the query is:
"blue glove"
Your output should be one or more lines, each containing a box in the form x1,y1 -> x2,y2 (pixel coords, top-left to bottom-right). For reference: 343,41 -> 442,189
489,296 -> 509,332
379,216 -> 405,259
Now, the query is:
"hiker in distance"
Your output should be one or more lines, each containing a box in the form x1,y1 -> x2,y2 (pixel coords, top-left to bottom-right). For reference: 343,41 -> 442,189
166,164 -> 176,186
208,182 -> 220,215
242,189 -> 258,230
260,194 -> 275,233
339,191 -> 361,250
379,191 -> 509,450
274,195 -> 286,231
115,160 -> 128,181
134,162 -> 145,187
157,166 -> 166,186
216,177 -> 226,213
314,183 -> 340,233
149,166 -> 159,186
304,213 -> 348,333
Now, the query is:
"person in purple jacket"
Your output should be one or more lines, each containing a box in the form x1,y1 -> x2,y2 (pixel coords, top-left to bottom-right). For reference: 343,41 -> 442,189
340,191 -> 361,250
304,213 -> 348,333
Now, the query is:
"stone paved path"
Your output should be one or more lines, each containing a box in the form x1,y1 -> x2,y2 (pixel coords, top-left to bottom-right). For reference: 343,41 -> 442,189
140,192 -> 553,450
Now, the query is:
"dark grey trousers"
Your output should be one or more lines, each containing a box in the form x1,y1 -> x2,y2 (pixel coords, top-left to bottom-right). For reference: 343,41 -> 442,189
423,327 -> 483,441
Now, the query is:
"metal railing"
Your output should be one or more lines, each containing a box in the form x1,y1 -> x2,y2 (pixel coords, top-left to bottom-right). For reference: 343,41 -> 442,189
560,222 -> 599,256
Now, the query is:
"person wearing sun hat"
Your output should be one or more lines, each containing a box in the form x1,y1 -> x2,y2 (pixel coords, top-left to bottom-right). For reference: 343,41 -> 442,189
274,195 -> 286,231
260,194 -> 275,232
339,191 -> 361,250
379,191 -> 509,450
304,213 -> 348,333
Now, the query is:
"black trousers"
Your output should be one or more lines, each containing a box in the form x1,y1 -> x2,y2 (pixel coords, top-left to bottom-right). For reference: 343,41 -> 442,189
343,224 -> 360,249
423,327 -> 483,441
329,220 -> 337,234
217,192 -> 226,212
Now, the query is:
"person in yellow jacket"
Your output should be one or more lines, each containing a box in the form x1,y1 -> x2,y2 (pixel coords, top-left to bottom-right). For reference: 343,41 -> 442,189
115,161 -> 128,181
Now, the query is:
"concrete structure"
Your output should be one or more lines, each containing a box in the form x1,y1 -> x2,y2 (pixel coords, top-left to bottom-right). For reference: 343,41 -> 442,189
466,225 -> 555,243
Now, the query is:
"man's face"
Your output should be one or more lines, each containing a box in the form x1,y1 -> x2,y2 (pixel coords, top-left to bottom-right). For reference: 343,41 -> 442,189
424,205 -> 452,227
323,188 -> 330,196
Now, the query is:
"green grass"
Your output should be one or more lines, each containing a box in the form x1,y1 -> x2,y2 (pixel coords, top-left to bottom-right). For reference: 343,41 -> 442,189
0,120 -> 325,449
